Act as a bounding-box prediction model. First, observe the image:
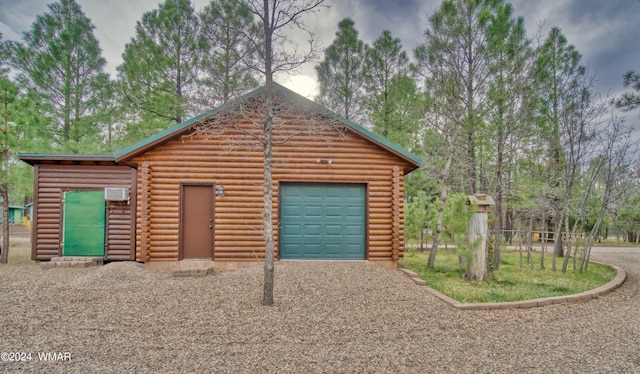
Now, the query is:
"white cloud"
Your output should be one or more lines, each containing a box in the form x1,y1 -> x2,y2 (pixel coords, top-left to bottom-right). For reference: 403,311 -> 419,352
279,74 -> 319,99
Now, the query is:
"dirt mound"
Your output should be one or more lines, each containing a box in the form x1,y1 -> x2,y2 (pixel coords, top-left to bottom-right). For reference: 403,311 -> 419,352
70,261 -> 161,289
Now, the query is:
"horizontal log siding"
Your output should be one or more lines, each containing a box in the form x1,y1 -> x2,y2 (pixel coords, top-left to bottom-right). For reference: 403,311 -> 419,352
106,202 -> 136,261
32,164 -> 136,261
131,122 -> 410,262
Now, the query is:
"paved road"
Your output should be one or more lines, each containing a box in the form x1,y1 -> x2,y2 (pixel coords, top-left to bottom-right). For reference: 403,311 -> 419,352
590,246 -> 640,270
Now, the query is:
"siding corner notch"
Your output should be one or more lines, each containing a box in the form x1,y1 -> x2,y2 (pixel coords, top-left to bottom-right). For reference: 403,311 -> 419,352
139,162 -> 152,262
391,166 -> 401,262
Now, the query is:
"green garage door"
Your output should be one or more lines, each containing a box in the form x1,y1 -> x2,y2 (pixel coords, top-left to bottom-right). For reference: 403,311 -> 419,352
280,184 -> 365,259
63,190 -> 105,256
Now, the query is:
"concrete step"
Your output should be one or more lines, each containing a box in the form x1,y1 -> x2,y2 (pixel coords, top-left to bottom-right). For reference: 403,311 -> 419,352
42,256 -> 104,268
172,267 -> 214,277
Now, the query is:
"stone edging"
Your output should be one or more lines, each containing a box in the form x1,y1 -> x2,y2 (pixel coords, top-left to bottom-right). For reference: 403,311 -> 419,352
398,261 -> 627,310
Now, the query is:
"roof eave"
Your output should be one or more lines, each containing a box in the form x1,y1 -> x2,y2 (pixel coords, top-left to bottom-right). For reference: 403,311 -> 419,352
18,153 -> 117,166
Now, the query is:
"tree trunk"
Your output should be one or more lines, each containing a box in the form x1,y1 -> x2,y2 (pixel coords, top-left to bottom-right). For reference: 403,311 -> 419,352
562,210 -> 581,273
0,89 -> 9,264
466,212 -> 489,282
552,212 -> 563,271
427,128 -> 459,269
0,185 -> 8,264
493,198 -> 502,271
428,184 -> 447,269
540,210 -> 546,270
493,107 -> 505,271
581,182 -> 612,272
261,0 -> 275,306
467,128 -> 476,195
505,211 -> 513,244
262,115 -> 274,305
527,215 -> 533,270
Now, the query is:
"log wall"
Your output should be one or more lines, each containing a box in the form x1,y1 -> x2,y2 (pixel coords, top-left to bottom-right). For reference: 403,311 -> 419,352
32,164 -> 137,261
131,119 -> 410,262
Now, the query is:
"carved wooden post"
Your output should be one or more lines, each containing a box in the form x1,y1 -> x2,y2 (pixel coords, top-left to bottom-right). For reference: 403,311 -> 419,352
466,194 -> 494,281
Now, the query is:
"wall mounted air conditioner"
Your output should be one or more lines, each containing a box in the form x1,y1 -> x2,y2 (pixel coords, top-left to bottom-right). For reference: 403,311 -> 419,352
104,188 -> 130,201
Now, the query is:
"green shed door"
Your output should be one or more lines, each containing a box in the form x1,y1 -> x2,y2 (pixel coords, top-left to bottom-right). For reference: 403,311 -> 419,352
63,191 -> 105,256
280,184 -> 365,260
8,208 -> 17,224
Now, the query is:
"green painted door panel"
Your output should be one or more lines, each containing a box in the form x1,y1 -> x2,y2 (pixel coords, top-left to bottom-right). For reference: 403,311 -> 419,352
63,191 -> 105,256
280,184 -> 365,259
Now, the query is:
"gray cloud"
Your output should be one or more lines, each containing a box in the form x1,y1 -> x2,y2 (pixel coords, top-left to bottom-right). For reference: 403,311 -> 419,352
329,0 -> 432,48
1,0 -> 638,101
511,0 -> 639,96
0,0 -> 49,40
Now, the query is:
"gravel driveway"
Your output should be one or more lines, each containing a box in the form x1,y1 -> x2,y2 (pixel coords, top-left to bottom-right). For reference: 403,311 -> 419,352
0,245 -> 638,373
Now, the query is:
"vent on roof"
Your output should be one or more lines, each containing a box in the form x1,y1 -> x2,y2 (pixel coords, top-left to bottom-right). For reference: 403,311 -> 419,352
104,188 -> 130,201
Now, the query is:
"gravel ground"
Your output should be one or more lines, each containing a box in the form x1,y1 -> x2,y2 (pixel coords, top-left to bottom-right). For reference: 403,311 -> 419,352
0,243 -> 638,373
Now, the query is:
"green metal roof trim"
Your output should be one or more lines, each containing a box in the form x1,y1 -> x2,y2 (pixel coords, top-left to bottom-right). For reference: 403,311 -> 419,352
18,153 -> 115,159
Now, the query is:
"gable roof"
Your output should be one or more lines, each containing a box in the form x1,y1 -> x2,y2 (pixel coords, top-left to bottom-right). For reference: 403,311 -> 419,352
20,83 -> 422,172
114,83 -> 422,170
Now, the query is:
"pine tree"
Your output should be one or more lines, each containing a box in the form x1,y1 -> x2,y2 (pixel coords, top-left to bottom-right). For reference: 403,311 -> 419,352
415,0 -> 503,271
198,0 -> 259,107
483,2 -> 535,270
118,0 -> 201,143
10,0 -> 109,153
614,70 -> 640,111
364,30 -> 419,148
1,35 -> 46,263
315,18 -> 367,122
0,35 -> 14,263
534,27 -> 588,266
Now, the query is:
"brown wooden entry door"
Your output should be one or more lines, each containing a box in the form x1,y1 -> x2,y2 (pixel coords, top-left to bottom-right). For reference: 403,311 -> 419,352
181,184 -> 214,259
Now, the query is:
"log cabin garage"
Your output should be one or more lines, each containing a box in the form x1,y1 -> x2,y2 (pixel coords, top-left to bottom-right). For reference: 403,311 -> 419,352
20,84 -> 421,271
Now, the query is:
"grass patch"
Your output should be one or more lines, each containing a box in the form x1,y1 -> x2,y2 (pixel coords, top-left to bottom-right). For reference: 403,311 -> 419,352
400,249 -> 616,303
5,239 -> 33,265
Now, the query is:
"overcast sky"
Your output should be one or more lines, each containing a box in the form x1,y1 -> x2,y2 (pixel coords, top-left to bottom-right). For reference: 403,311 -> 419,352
1,0 -> 638,104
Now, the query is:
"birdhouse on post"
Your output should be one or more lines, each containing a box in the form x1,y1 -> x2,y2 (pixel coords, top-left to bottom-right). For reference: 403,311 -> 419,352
465,194 -> 495,282
466,194 -> 495,213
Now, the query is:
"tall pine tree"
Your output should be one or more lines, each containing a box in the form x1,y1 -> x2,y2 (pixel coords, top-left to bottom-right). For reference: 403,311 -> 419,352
118,0 -> 201,143
1,34 -> 46,263
415,0 -> 506,275
534,27 -> 588,264
364,30 -> 418,148
198,0 -> 259,107
315,18 -> 367,123
10,0 -> 109,153
483,2 -> 535,269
